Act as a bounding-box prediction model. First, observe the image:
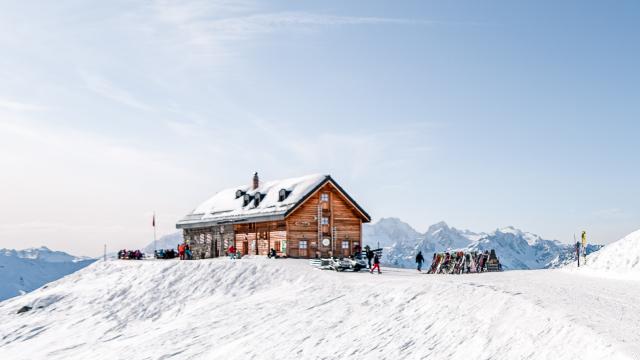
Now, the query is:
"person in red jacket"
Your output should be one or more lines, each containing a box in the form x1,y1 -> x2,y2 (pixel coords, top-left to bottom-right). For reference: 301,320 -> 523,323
228,245 -> 236,259
370,253 -> 381,274
178,243 -> 185,260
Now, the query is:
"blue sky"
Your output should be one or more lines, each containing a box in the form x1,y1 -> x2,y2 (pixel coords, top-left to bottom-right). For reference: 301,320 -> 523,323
0,0 -> 638,255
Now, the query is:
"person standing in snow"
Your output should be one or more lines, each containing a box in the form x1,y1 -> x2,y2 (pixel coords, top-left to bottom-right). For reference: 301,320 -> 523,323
366,247 -> 374,269
178,243 -> 185,260
185,244 -> 193,260
228,245 -> 236,259
415,251 -> 425,272
370,253 -> 381,274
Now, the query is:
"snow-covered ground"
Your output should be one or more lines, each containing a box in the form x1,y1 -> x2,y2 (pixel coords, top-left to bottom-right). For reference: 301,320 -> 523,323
566,229 -> 640,281
0,257 -> 638,360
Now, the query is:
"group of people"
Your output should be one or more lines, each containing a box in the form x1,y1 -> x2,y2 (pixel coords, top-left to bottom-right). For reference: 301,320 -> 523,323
177,243 -> 193,260
362,245 -> 382,274
154,248 -> 177,259
415,250 -> 502,274
117,249 -> 144,260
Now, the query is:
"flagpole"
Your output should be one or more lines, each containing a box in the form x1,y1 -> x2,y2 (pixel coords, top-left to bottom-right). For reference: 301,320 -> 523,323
153,212 -> 157,258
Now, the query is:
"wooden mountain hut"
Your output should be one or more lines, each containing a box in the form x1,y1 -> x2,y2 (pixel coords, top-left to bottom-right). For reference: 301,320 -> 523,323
175,173 -> 371,259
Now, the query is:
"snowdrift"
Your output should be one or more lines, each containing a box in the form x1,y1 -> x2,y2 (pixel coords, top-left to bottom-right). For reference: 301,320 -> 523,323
0,258 -> 636,360
576,229 -> 640,279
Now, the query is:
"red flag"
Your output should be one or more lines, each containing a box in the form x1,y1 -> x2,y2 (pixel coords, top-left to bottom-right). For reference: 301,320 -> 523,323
152,214 -> 155,227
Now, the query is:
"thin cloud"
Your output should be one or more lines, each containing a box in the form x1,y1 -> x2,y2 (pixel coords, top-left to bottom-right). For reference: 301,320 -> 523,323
592,208 -> 630,220
147,0 -> 424,54
81,72 -> 154,112
0,98 -> 46,112
0,222 -> 126,233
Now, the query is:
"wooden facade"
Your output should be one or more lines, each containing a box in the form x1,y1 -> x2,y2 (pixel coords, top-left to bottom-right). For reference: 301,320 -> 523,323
177,175 -> 370,259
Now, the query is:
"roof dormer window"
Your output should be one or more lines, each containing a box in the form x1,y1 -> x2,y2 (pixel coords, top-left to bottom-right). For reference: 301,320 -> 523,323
253,192 -> 266,207
278,188 -> 291,202
235,190 -> 245,199
243,194 -> 252,207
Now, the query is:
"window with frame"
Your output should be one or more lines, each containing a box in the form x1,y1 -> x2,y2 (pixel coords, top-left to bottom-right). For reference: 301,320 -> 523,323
321,217 -> 329,225
299,240 -> 308,249
342,241 -> 349,249
320,193 -> 329,202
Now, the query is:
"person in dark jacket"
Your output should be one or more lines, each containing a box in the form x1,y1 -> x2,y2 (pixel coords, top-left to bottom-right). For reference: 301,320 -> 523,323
415,251 -> 425,272
370,253 -> 381,274
366,248 -> 374,269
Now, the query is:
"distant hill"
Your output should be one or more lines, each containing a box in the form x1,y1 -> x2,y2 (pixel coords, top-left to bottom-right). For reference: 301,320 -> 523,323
143,232 -> 183,254
0,247 -> 95,301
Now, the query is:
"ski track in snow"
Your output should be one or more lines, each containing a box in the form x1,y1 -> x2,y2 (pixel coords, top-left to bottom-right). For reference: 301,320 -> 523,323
0,258 -> 637,360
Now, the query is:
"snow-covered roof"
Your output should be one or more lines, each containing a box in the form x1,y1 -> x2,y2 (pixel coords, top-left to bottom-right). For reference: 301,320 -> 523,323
177,174 -> 368,228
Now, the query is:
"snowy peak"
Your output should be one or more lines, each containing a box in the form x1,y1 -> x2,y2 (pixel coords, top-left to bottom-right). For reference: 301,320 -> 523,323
362,217 -> 422,249
426,222 -> 473,251
493,226 -> 541,246
426,221 -> 450,233
0,246 -> 90,263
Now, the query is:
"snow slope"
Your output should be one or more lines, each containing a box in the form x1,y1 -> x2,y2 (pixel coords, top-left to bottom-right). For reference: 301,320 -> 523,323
0,247 -> 95,301
366,218 -> 602,270
0,258 -> 637,360
568,229 -> 640,280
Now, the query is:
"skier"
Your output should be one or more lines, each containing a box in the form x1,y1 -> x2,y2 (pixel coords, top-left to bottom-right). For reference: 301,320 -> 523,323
366,247 -> 374,269
370,253 -> 381,274
415,251 -> 425,272
228,245 -> 236,260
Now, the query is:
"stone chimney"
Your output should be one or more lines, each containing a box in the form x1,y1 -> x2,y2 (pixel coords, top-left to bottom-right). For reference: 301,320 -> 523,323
252,172 -> 259,189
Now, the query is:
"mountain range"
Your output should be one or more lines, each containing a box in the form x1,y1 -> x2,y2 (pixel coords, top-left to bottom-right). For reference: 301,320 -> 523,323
363,218 -> 603,270
0,246 -> 95,301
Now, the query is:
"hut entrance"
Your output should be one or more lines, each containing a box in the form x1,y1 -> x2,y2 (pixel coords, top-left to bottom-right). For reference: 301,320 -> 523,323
242,241 -> 249,255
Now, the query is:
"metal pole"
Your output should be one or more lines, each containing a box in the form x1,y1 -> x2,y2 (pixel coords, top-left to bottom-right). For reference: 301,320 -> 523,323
103,244 -> 107,262
154,212 -> 157,258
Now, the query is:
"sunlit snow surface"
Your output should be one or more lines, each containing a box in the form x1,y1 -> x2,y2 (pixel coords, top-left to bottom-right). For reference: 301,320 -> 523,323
566,229 -> 640,281
0,256 -> 638,360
